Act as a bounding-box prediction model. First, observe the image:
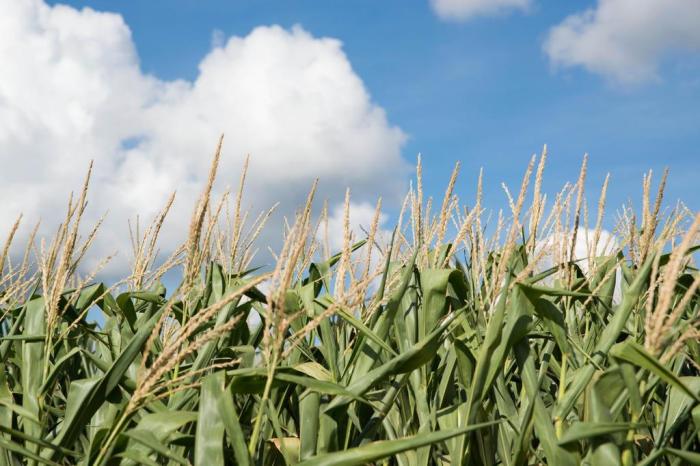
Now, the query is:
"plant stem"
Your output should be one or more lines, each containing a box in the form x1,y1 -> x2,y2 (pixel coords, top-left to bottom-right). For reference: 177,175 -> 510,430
248,351 -> 278,457
93,409 -> 131,466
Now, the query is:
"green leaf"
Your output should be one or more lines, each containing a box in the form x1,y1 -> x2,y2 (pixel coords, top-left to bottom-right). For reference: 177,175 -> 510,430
195,373 -> 225,466
556,256 -> 655,419
50,306 -> 168,458
297,420 -> 503,466
663,447 -> 700,465
134,411 -> 198,438
666,377 -> 700,431
39,347 -> 81,395
327,310 -> 462,412
557,422 -> 637,445
217,380 -> 251,466
300,391 -> 320,461
122,430 -> 189,465
610,340 -> 700,403
21,297 -> 45,459
0,437 -> 60,466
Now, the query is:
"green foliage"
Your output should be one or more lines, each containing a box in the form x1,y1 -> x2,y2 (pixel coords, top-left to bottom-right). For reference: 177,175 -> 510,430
0,156 -> 698,465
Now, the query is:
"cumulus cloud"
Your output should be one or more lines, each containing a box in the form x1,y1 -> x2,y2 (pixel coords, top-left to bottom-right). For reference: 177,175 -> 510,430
544,0 -> 700,84
430,0 -> 531,21
0,0 -> 408,274
535,229 -> 618,273
321,201 -> 389,253
535,228 -> 622,302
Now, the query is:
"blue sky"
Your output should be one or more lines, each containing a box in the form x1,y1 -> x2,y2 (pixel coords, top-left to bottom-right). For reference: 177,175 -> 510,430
49,0 -> 700,214
2,0 -> 699,275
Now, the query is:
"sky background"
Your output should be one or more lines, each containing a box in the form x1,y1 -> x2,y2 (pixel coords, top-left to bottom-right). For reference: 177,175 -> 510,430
2,0 -> 699,274
47,0 -> 700,205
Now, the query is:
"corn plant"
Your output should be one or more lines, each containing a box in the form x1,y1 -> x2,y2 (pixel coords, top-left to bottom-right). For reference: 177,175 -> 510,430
0,144 -> 698,465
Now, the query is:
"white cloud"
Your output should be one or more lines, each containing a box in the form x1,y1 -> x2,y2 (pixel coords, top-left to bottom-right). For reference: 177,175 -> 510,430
535,229 -> 622,302
535,229 -> 618,274
430,0 -> 531,21
321,201 -> 389,253
544,0 -> 700,84
0,0 -> 408,274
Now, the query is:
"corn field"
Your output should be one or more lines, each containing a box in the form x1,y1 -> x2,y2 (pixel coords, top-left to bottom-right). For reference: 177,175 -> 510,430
0,143 -> 699,465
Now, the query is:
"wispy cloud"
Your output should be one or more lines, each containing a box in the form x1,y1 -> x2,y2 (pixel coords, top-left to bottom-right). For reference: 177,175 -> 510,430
430,0 -> 531,22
